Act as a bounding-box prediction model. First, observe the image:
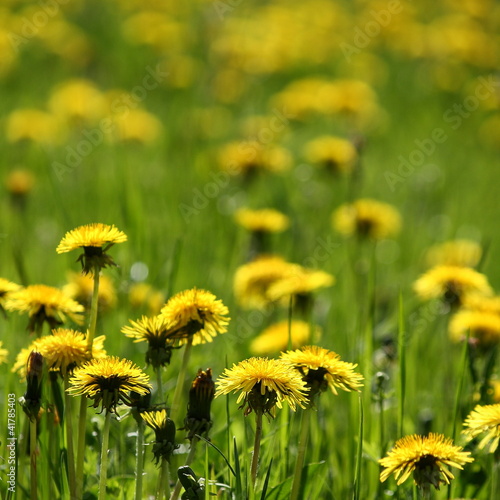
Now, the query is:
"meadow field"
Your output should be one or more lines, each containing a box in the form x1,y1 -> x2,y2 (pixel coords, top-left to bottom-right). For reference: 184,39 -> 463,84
0,0 -> 500,499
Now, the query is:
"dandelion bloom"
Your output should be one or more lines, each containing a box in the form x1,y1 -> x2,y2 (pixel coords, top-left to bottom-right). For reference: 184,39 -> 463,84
122,315 -> 177,367
5,284 -> 84,332
0,277 -> 21,312
304,135 -> 358,174
160,288 -> 230,345
332,198 -> 401,240
449,310 -> 500,347
250,320 -> 321,356
425,239 -> 482,269
128,282 -> 165,315
0,341 -> 8,364
267,267 -> 335,303
463,404 -> 500,453
5,169 -> 35,196
56,223 -> 127,274
142,408 -> 177,463
379,433 -> 473,490
233,255 -> 296,309
67,356 -> 151,413
281,346 -> 363,405
413,265 -> 492,306
64,271 -> 117,311
215,357 -> 308,417
34,328 -> 106,374
235,208 -> 289,233
461,293 -> 500,315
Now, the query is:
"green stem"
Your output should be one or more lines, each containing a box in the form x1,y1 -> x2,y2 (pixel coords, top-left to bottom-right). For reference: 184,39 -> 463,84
290,409 -> 311,500
491,455 -> 500,500
98,411 -> 112,500
170,436 -> 200,500
156,366 -> 164,404
250,411 -> 263,488
86,265 -> 100,352
171,338 -> 193,419
30,419 -> 38,500
135,418 -> 145,500
157,458 -> 170,500
64,376 -> 77,499
76,264 -> 101,499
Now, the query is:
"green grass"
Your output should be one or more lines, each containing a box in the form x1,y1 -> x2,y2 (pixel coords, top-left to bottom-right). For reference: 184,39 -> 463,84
1,0 -> 500,499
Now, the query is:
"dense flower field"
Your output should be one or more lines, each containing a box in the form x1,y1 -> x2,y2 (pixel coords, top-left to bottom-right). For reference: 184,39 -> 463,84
0,1 -> 499,499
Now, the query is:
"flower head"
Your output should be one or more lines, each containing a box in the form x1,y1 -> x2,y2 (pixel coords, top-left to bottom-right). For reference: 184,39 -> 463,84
235,208 -> 290,234
425,239 -> 482,268
5,284 -> 84,333
122,315 -> 177,367
449,310 -> 500,348
304,135 -> 358,174
128,282 -> 165,315
281,346 -> 363,405
34,328 -> 106,374
184,368 -> 215,440
56,223 -> 127,274
413,266 -> 492,306
463,404 -> 500,453
215,357 -> 308,417
379,433 -> 473,490
332,198 -> 401,240
250,320 -> 321,356
160,288 -> 230,345
233,255 -> 296,310
0,278 -> 21,314
142,409 -> 177,464
67,356 -> 151,413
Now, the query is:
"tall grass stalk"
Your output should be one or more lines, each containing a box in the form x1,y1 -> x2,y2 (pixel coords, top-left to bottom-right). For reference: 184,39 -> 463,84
135,418 -> 145,500
290,408 -> 311,500
171,338 -> 193,419
63,376 -> 76,499
30,419 -> 38,500
397,291 -> 406,438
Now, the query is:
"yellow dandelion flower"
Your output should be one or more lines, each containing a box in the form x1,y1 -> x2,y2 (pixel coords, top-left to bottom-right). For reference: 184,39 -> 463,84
332,198 -> 401,240
461,293 -> 500,315
112,108 -> 163,144
67,356 -> 151,413
0,278 -> 21,312
425,239 -> 482,268
233,255 -> 296,309
218,141 -> 292,177
63,271 -> 117,312
56,223 -> 127,274
267,267 -> 335,303
5,284 -> 84,332
215,357 -> 308,417
304,135 -> 358,174
6,108 -> 63,145
463,404 -> 500,453
141,408 -> 177,464
235,208 -> 290,233
250,320 -> 321,356
128,282 -> 165,315
449,310 -> 500,347
160,288 -> 230,345
379,433 -> 473,490
413,266 -> 492,306
281,346 -> 363,404
122,315 -> 177,367
0,341 -> 8,364
5,169 -> 35,197
35,329 -> 106,373
12,346 -> 34,379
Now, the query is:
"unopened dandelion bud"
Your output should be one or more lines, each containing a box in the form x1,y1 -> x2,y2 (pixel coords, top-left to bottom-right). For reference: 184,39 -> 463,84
142,409 -> 178,464
21,351 -> 44,421
184,368 -> 215,440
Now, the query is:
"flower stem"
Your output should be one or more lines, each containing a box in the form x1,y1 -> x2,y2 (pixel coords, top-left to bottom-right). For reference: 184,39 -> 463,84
156,366 -> 164,404
250,411 -> 264,488
86,265 -> 100,352
135,418 -> 145,500
170,436 -> 199,500
30,419 -> 38,500
64,376 -> 77,499
98,411 -> 112,500
171,338 -> 193,419
290,409 -> 311,500
157,457 -> 170,500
